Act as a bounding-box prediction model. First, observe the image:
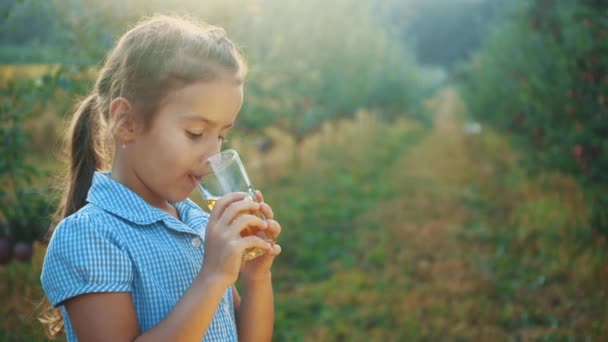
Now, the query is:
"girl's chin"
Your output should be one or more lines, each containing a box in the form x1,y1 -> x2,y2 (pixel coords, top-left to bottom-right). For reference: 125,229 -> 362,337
165,176 -> 198,203
167,187 -> 193,203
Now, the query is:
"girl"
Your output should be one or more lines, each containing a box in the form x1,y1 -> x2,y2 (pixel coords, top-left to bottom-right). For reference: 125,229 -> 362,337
40,14 -> 282,341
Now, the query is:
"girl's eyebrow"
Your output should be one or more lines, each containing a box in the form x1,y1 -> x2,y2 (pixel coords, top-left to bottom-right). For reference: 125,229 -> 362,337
183,114 -> 233,129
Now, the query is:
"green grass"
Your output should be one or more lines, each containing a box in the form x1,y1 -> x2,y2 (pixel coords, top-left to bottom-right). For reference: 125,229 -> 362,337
463,128 -> 607,340
0,243 -> 57,341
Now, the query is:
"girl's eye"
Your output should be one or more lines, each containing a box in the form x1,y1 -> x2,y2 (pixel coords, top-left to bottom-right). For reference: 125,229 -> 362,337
187,131 -> 204,139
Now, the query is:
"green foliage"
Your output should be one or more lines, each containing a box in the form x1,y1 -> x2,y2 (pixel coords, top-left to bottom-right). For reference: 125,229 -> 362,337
0,0 -> 59,45
376,0 -> 512,69
1,79 -> 45,240
458,0 -> 608,234
0,45 -> 77,64
239,0 -> 422,134
0,0 -> 118,65
0,66 -> 88,240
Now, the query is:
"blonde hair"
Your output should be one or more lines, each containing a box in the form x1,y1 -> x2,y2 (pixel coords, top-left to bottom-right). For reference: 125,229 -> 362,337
41,14 -> 247,337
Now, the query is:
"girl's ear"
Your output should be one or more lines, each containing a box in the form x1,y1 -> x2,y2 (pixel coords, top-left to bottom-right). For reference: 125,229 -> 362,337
109,97 -> 140,141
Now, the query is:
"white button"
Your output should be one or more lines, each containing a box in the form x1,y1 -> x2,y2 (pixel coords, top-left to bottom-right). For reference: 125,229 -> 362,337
191,237 -> 201,248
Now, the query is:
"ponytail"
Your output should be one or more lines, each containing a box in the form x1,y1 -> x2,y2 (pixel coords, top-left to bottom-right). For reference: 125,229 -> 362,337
57,93 -> 105,221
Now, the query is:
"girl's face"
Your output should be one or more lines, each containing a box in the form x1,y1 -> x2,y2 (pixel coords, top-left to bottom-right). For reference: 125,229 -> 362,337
126,79 -> 243,205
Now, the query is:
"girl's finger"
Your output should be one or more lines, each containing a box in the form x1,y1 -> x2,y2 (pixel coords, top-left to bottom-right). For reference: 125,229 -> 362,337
221,200 -> 261,226
265,220 -> 281,240
236,236 -> 272,254
211,192 -> 247,219
229,214 -> 268,237
259,202 -> 274,221
255,190 -> 264,203
267,243 -> 282,256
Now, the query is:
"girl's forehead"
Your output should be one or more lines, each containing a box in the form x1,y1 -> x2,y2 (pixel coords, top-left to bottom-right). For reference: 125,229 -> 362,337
156,80 -> 243,123
164,80 -> 243,105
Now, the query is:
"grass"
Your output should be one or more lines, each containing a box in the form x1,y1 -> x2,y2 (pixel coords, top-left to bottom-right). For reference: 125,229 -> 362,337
465,129 -> 608,339
1,242 -> 55,341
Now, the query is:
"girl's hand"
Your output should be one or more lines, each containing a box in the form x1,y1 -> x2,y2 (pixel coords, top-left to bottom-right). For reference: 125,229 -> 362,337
199,192 -> 273,287
240,191 -> 282,283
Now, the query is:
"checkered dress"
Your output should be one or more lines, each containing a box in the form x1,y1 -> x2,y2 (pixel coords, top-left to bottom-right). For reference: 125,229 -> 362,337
41,171 -> 238,341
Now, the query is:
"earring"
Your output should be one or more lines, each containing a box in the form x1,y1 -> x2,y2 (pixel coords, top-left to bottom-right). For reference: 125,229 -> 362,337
121,137 -> 127,149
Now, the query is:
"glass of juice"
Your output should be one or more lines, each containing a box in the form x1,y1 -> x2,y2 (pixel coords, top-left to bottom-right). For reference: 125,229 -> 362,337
198,149 -> 274,260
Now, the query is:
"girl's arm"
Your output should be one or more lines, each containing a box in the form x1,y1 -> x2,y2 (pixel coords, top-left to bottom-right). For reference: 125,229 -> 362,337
65,272 -> 228,341
137,271 -> 233,341
64,292 -> 140,341
233,195 -> 282,342
233,272 -> 276,342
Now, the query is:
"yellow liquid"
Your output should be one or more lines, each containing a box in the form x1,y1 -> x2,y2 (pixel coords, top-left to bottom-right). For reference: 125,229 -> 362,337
205,198 -> 270,261
206,198 -> 218,211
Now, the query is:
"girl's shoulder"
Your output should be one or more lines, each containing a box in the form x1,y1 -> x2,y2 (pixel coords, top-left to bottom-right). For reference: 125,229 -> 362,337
50,203 -> 129,249
41,204 -> 136,307
56,203 -> 114,229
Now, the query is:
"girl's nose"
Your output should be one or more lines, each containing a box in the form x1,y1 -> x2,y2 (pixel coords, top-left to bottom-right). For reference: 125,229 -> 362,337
201,142 -> 222,163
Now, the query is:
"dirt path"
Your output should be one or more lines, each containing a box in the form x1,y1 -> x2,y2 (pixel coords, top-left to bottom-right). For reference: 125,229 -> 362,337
361,88 -> 506,340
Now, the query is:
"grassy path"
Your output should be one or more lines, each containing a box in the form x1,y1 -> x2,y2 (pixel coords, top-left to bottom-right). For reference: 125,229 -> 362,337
356,88 -> 606,340
357,88 -> 502,340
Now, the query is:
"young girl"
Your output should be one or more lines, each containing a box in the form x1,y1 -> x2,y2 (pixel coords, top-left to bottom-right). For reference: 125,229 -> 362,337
40,14 -> 282,341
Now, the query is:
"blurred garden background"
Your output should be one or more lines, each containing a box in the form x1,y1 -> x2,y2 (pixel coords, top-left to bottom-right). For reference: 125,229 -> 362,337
1,0 -> 607,340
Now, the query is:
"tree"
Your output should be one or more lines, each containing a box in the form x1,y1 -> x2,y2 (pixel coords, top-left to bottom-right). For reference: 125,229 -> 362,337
459,0 -> 608,234
373,0 -> 513,70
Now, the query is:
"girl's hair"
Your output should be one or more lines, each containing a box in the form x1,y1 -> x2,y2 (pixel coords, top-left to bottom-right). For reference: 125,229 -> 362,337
40,14 -> 247,337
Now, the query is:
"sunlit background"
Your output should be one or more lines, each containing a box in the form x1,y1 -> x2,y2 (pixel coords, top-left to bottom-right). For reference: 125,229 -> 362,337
1,0 -> 607,340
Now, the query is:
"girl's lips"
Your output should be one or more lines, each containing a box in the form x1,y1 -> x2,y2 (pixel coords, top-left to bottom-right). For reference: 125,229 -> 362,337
189,174 -> 202,186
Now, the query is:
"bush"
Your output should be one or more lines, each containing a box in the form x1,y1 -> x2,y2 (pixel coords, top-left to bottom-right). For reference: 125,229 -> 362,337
458,0 -> 608,234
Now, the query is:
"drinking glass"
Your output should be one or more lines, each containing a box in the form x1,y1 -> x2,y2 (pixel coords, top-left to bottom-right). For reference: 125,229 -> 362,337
197,149 -> 273,260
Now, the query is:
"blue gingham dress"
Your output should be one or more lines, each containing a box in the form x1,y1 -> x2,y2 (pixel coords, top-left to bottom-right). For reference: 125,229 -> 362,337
40,171 -> 238,341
